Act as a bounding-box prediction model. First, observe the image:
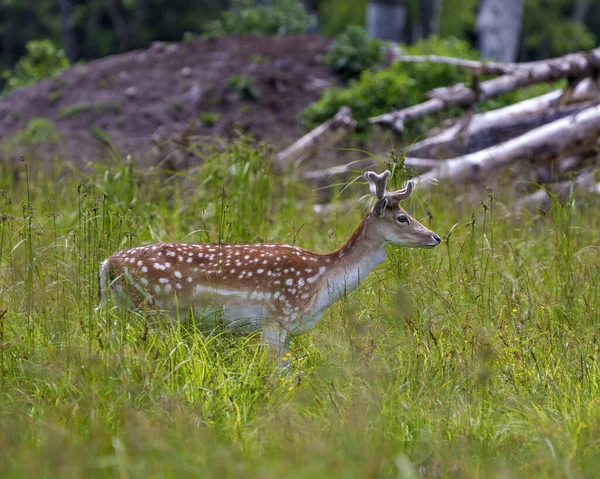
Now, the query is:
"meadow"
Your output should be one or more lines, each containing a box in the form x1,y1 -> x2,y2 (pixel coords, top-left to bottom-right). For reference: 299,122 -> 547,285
0,139 -> 598,478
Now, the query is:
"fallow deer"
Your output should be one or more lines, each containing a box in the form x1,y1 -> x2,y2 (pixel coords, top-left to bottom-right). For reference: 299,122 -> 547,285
97,170 -> 440,359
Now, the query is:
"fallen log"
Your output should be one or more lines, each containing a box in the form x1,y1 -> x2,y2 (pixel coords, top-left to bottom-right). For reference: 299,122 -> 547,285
407,90 -> 599,159
277,107 -> 356,168
413,103 -> 600,191
371,47 -> 600,133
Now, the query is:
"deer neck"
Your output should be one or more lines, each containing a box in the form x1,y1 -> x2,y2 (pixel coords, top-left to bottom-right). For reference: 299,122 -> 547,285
317,215 -> 386,309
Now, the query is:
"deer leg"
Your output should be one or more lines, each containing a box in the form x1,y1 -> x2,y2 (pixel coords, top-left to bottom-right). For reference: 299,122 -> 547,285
263,320 -> 291,368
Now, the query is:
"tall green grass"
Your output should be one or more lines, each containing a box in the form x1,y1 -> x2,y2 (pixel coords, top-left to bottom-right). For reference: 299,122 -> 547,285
0,141 -> 598,478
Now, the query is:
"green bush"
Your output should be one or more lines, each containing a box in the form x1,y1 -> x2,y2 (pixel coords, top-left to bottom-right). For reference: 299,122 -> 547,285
12,118 -> 60,145
2,40 -> 69,93
200,112 -> 220,127
204,0 -> 315,37
325,26 -> 385,80
303,36 -> 480,136
227,74 -> 261,101
58,101 -> 121,119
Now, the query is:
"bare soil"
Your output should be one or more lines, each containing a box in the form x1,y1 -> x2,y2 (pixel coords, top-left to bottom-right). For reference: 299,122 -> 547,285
0,35 -> 335,166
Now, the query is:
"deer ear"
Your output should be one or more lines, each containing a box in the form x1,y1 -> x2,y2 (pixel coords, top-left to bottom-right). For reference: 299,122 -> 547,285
364,170 -> 391,199
373,196 -> 388,217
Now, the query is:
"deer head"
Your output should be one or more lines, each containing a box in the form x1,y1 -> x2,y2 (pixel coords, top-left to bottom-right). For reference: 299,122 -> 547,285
364,170 -> 441,248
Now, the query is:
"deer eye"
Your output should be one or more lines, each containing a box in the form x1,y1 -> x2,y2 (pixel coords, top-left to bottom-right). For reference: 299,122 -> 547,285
397,215 -> 409,225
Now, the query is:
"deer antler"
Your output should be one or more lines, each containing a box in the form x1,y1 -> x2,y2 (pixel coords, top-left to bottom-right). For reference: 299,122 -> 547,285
388,180 -> 414,202
364,170 -> 390,199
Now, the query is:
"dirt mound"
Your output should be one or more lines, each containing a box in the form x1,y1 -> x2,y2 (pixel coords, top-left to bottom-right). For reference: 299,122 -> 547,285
0,35 -> 334,165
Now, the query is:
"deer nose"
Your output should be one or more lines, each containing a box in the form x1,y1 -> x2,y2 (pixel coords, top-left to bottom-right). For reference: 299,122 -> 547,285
432,234 -> 441,244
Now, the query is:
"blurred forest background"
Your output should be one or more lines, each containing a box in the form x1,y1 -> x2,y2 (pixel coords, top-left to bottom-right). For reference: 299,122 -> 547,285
1,0 -> 599,91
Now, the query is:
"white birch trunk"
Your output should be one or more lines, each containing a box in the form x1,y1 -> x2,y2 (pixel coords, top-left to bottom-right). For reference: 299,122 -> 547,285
367,0 -> 408,42
476,0 -> 524,62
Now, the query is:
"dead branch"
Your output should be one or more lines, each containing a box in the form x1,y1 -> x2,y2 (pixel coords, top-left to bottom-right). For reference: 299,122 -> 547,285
304,156 -> 439,183
277,107 -> 356,168
388,51 -> 585,76
413,103 -> 600,191
371,47 -> 600,133
389,54 -> 523,76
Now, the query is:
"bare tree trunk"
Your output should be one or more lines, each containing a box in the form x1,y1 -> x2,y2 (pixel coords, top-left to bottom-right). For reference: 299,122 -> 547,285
476,0 -> 524,62
133,0 -> 148,48
85,1 -> 102,58
419,0 -> 441,37
367,0 -> 408,42
57,0 -> 77,62
105,0 -> 130,52
573,0 -> 590,23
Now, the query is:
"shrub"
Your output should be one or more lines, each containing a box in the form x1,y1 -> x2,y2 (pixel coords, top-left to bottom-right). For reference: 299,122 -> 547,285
325,26 -> 385,80
2,40 -> 69,93
200,112 -> 220,127
204,0 -> 315,37
303,36 -> 483,136
227,75 -> 261,101
58,101 -> 121,119
12,118 -> 60,145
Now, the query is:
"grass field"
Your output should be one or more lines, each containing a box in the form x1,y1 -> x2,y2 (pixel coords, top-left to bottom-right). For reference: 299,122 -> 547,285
0,141 -> 599,478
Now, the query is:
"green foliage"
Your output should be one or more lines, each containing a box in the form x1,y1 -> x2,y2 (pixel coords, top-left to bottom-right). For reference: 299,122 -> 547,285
439,0 -> 478,38
318,0 -> 368,36
2,40 -> 69,93
304,36 -> 480,135
58,101 -> 121,119
324,26 -> 385,80
522,0 -> 596,59
204,0 -> 315,37
12,118 -> 60,145
227,74 -> 261,101
200,111 -> 220,127
0,146 -> 599,476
